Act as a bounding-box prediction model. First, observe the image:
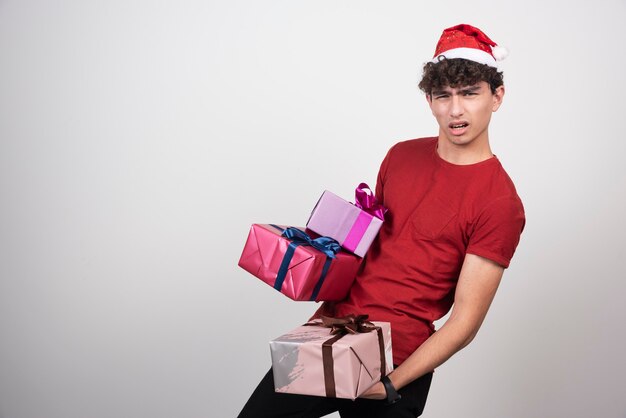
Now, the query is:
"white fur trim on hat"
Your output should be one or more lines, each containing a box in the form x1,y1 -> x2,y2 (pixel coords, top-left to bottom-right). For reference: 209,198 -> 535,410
491,45 -> 509,61
430,47 -> 497,67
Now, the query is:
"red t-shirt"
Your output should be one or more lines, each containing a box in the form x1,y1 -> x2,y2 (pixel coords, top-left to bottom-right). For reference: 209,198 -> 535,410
315,137 -> 525,365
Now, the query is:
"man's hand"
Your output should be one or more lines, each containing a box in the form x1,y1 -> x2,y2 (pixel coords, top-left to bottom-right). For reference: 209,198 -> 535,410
359,381 -> 387,400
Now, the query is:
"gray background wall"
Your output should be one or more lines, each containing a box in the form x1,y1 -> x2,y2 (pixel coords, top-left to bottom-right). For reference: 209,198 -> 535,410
1,1 -> 625,417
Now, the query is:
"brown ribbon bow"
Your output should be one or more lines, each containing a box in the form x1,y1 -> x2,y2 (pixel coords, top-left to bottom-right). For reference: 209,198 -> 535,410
319,314 -> 378,335
306,314 -> 387,398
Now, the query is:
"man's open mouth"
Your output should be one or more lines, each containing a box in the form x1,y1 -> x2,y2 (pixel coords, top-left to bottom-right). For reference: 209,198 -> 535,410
450,122 -> 468,129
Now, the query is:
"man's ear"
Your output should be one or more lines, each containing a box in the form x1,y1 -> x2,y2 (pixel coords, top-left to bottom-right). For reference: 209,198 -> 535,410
492,85 -> 505,112
425,94 -> 436,116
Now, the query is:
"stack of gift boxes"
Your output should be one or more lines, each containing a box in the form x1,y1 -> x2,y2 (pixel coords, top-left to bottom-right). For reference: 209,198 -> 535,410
238,183 -> 394,400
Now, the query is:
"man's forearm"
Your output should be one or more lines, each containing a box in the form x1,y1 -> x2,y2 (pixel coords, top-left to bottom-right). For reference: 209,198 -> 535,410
388,315 -> 476,390
360,254 -> 504,400
360,315 -> 475,400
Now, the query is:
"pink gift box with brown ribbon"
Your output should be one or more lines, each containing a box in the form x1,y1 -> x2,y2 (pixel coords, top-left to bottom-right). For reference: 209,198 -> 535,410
306,183 -> 386,258
270,315 -> 394,400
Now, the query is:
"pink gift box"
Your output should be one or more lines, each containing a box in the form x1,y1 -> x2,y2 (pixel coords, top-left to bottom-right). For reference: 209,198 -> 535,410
238,224 -> 361,301
306,184 -> 385,257
270,318 -> 394,400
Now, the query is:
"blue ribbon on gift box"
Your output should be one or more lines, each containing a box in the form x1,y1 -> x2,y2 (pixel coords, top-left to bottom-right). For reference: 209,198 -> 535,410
269,224 -> 341,301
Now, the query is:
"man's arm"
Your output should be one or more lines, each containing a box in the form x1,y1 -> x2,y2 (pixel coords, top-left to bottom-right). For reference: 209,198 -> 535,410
361,253 -> 505,399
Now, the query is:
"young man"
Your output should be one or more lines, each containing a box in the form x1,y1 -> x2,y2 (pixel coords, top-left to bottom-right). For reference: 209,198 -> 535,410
239,24 -> 525,418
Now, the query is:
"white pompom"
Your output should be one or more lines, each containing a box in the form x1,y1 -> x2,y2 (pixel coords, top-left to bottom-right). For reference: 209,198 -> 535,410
492,45 -> 509,61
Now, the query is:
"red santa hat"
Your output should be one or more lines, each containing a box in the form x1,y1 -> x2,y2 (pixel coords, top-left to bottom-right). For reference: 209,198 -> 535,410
431,24 -> 508,68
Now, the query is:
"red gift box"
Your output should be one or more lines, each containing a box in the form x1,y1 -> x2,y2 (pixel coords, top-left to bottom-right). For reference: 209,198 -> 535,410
238,224 -> 361,301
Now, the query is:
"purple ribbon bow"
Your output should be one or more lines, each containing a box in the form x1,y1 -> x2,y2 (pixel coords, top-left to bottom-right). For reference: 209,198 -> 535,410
354,183 -> 386,220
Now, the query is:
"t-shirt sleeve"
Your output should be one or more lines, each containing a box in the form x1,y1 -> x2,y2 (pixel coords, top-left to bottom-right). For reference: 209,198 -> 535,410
375,143 -> 396,205
466,195 -> 526,268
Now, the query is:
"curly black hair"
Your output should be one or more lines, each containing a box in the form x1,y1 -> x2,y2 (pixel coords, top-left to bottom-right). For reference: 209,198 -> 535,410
418,58 -> 503,95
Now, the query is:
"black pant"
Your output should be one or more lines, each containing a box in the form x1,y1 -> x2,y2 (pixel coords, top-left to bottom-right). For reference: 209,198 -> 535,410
238,367 -> 433,418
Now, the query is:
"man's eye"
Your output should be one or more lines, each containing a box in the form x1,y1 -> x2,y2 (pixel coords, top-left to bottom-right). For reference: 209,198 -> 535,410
435,95 -> 449,99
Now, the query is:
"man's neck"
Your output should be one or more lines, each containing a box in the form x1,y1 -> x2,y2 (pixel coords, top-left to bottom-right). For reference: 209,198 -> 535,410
436,136 -> 494,165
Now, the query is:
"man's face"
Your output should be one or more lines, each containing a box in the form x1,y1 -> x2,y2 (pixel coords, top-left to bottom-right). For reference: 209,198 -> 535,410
427,81 -> 504,148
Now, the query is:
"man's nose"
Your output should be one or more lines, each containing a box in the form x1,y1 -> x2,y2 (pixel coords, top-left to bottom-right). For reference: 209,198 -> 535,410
450,95 -> 464,117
